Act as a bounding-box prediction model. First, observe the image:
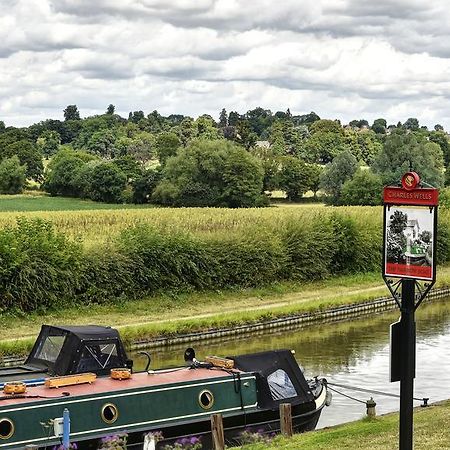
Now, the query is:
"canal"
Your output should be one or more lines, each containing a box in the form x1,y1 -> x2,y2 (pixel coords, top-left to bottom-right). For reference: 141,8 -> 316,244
130,298 -> 450,428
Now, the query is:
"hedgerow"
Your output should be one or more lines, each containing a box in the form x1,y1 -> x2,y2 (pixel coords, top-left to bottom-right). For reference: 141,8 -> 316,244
0,207 -> 449,311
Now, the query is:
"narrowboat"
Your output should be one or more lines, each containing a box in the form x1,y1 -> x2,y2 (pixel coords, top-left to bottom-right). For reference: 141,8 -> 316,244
0,325 -> 330,449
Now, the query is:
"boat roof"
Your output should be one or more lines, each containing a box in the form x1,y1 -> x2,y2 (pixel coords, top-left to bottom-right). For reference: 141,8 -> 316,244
0,368 -> 243,409
39,325 -> 120,341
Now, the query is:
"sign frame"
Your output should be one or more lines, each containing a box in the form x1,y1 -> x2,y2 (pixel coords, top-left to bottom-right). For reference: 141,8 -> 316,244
382,172 -> 438,284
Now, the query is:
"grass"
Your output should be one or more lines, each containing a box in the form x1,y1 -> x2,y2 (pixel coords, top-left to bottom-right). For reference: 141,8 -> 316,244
0,194 -> 155,212
241,400 -> 450,449
2,266 -> 450,358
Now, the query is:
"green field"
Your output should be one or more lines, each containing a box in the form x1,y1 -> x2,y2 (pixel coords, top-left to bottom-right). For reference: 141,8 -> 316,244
0,194 -> 154,212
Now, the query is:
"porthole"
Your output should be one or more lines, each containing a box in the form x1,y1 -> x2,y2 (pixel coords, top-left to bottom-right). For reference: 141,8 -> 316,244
101,403 -> 119,424
0,418 -> 14,440
198,390 -> 214,410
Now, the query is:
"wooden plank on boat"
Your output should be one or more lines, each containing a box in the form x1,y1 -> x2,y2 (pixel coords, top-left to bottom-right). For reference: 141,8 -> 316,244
205,356 -> 234,369
45,373 -> 97,388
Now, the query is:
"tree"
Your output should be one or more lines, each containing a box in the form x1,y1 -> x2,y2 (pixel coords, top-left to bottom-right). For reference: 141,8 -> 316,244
0,121 -> 5,133
292,111 -> 320,126
301,126 -> 346,163
36,130 -> 61,158
218,108 -> 228,128
221,147 -> 264,207
403,118 -> 419,131
106,104 -> 115,115
132,168 -> 162,204
319,150 -> 358,204
278,156 -> 312,201
236,120 -> 257,150
349,119 -> 369,129
0,156 -> 27,194
340,169 -> 383,205
373,130 -> 444,187
228,111 -> 240,127
63,105 -> 80,121
429,131 -> 450,166
371,118 -> 387,134
194,116 -> 222,140
155,132 -> 181,165
128,111 -> 145,124
4,140 -> 43,181
309,119 -> 341,134
389,210 -> 408,234
307,164 -> 324,198
86,129 -> 118,158
43,154 -> 86,196
112,156 -> 143,181
152,139 -> 265,207
88,162 -> 127,203
126,132 -> 155,163
434,124 -> 444,131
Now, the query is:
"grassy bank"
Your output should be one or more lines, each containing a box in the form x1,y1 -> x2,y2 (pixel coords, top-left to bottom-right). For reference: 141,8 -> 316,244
241,400 -> 450,449
2,266 -> 450,358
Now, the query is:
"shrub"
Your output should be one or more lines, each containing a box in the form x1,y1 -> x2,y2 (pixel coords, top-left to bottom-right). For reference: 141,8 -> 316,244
153,139 -> 265,208
0,218 -> 82,311
0,156 -> 27,194
340,170 -> 383,206
88,162 -> 127,203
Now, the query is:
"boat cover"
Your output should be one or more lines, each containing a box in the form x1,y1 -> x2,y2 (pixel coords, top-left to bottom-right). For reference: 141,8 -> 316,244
25,325 -> 128,376
230,349 -> 315,409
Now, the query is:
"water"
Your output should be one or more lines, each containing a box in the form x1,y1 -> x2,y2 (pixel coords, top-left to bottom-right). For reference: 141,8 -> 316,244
129,298 -> 450,428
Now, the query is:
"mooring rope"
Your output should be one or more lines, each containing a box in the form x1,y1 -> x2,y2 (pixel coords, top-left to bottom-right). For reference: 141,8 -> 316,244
327,385 -> 367,404
328,381 -> 429,406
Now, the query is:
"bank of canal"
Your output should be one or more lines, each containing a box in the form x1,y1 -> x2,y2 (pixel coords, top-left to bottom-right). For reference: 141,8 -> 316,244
130,297 -> 450,430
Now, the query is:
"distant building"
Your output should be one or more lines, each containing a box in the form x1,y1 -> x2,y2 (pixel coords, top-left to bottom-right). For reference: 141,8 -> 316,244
256,141 -> 271,148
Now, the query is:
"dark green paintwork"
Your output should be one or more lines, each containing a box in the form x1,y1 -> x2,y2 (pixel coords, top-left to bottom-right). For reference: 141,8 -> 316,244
0,374 -> 257,450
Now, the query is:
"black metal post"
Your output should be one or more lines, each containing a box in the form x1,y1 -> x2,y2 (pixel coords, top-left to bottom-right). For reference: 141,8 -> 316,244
399,279 -> 416,450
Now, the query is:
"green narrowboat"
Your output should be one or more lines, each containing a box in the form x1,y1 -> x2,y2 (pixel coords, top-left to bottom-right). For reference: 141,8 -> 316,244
0,325 -> 329,449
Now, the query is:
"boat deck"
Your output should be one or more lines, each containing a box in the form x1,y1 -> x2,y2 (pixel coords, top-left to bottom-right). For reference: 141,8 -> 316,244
0,367 -> 239,408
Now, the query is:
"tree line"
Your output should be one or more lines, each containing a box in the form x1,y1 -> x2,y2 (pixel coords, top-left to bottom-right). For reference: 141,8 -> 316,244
0,105 -> 448,206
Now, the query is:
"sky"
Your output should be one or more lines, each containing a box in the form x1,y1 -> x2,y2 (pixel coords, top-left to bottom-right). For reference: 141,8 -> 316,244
2,0 -> 450,128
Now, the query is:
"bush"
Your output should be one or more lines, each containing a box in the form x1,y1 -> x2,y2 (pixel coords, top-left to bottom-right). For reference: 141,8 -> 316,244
0,218 -> 82,311
0,156 -> 27,194
88,162 -> 127,203
340,170 -> 383,206
153,139 -> 265,207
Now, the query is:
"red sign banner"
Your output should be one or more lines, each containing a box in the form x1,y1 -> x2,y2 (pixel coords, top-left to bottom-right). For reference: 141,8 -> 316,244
383,186 -> 438,206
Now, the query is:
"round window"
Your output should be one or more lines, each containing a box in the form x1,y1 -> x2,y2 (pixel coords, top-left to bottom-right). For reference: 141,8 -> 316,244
101,403 -> 119,424
198,390 -> 214,410
0,418 -> 14,440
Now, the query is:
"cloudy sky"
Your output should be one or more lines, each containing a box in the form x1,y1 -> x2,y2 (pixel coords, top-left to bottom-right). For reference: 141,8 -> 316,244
2,0 -> 450,128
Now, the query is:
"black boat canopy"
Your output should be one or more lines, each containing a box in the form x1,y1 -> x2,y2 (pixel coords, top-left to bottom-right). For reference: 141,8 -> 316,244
231,349 -> 315,408
25,325 -> 129,376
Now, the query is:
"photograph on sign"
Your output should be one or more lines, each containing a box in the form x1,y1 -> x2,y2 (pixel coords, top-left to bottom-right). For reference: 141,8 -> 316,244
384,206 -> 434,280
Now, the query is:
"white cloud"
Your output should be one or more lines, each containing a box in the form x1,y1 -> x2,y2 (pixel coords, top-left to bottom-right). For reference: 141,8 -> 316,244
1,0 -> 450,128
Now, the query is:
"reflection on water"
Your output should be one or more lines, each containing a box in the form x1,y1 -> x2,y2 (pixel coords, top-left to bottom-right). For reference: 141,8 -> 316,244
130,298 -> 450,428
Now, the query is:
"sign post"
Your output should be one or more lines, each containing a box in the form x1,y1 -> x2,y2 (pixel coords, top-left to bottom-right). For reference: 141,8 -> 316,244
383,172 -> 438,450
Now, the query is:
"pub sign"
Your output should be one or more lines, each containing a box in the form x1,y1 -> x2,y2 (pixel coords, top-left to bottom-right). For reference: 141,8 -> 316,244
383,172 -> 438,282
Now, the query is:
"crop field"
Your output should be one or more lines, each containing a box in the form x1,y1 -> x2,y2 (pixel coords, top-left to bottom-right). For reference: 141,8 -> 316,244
0,199 -> 382,246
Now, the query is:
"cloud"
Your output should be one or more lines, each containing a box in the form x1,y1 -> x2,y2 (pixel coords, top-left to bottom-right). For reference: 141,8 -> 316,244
2,0 -> 450,129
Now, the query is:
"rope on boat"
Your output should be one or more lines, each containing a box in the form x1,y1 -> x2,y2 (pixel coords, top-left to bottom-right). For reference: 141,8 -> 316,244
327,381 -> 429,406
